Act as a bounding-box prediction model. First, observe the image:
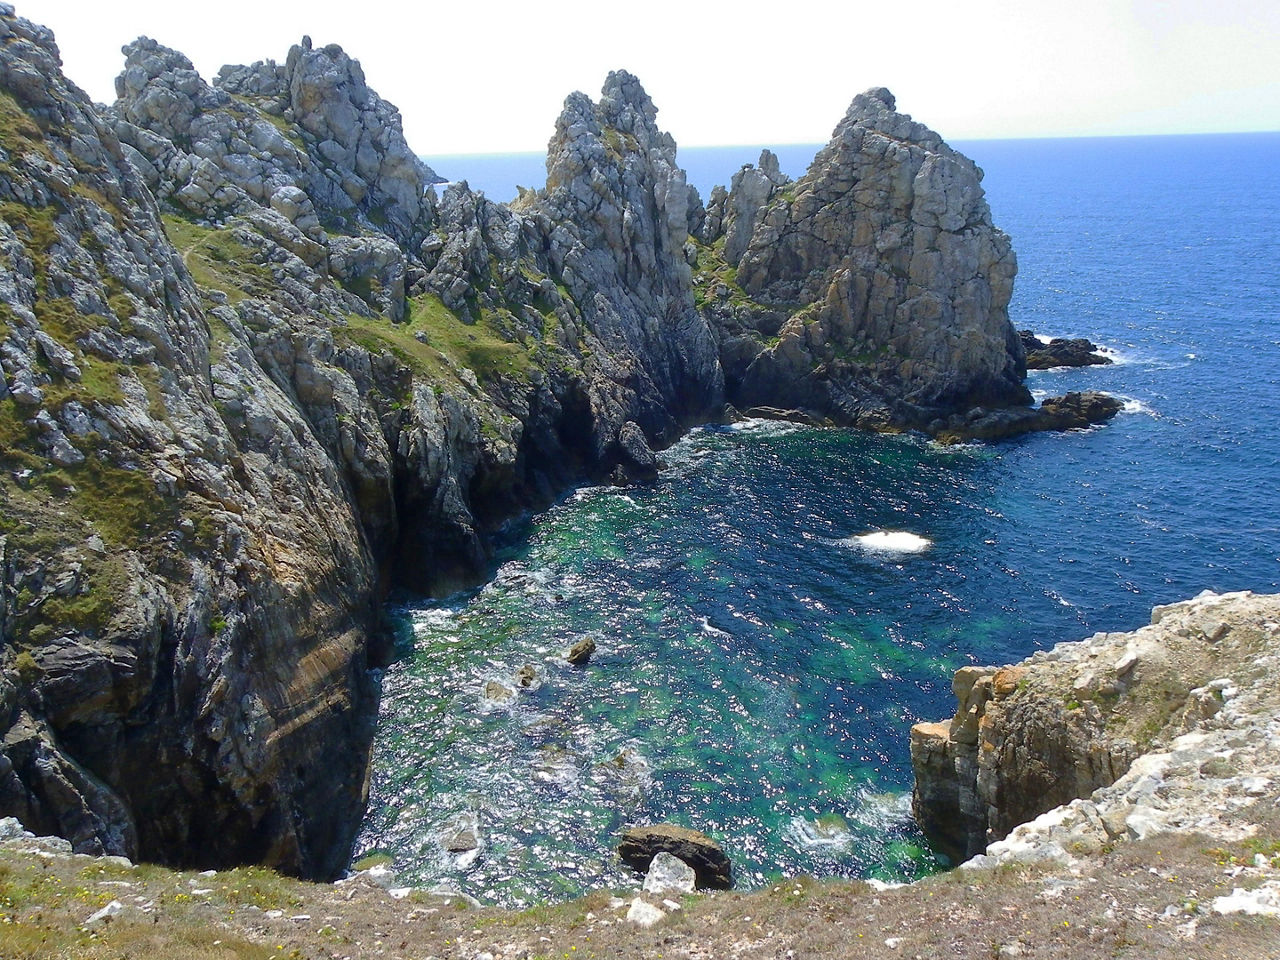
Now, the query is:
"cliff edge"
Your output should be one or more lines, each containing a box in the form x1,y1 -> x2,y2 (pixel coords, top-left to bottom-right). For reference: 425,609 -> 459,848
912,590 -> 1280,867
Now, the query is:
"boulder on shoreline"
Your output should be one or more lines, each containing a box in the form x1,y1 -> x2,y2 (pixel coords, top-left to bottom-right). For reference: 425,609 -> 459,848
618,824 -> 733,890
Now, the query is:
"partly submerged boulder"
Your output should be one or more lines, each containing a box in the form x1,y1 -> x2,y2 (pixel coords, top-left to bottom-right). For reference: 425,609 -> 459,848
618,823 -> 732,890
1019,331 -> 1113,369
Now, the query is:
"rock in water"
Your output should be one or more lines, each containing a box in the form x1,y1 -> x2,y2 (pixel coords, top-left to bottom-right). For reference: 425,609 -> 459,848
642,851 -> 697,895
931,391 -> 1122,444
613,420 -> 660,485
1018,331 -> 1113,369
698,87 -> 1029,432
618,824 -> 732,890
440,812 -> 480,853
567,637 -> 597,666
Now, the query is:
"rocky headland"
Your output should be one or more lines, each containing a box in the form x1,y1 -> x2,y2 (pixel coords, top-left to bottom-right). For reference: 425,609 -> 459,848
1,2 -> 1124,884
912,590 -> 1280,871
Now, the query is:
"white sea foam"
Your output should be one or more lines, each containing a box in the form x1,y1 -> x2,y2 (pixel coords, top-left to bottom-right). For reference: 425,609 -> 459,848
783,814 -> 853,852
726,417 -> 805,436
1094,343 -> 1132,364
697,617 -> 732,639
1116,396 -> 1157,417
848,530 -> 933,554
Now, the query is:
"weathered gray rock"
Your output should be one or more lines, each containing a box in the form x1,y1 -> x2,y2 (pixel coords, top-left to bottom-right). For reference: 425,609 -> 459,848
527,71 -> 725,452
914,591 -> 1280,866
700,87 -> 1029,433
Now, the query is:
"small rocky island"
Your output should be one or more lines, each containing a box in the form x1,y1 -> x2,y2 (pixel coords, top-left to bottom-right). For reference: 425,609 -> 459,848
0,2 -> 1122,884
1019,330 -> 1114,369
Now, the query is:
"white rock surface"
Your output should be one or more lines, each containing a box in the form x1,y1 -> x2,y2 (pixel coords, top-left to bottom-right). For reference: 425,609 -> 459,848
642,851 -> 696,895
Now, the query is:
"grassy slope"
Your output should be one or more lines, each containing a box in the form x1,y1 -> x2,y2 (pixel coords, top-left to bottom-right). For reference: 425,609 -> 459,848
1,817 -> 1277,960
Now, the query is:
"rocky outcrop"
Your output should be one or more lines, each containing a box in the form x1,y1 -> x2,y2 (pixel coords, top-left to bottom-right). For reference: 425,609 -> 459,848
697,87 -> 1028,432
1018,330 -> 1112,369
521,70 -> 724,450
114,34 -> 437,246
618,823 -> 733,890
911,591 -> 1280,864
931,390 -> 1122,444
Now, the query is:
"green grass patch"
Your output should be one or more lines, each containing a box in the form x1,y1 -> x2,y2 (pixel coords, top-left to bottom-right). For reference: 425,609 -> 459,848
341,293 -> 534,386
161,213 -> 276,305
0,90 -> 53,163
690,237 -> 755,309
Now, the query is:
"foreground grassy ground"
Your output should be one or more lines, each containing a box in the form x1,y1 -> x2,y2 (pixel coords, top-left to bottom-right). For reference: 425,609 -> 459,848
1,805 -> 1277,960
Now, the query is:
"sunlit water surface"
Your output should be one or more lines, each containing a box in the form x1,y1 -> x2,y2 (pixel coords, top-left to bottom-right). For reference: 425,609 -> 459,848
358,133 -> 1280,905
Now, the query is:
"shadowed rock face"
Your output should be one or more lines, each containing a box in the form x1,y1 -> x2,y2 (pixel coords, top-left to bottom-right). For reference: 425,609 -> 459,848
0,11 -> 380,879
1018,330 -> 1113,369
618,823 -> 733,890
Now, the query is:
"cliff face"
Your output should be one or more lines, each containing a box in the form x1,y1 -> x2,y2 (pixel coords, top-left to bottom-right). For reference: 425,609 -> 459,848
696,88 -> 1028,430
0,13 -> 724,876
0,6 -> 1098,878
911,591 -> 1280,864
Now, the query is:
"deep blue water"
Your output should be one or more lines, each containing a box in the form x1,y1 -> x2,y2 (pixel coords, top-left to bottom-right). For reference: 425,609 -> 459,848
363,133 -> 1280,906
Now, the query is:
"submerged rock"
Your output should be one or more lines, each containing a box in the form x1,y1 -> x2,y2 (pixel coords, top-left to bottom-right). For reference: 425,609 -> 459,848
440,812 -> 480,853
618,823 -> 732,890
482,680 -> 516,706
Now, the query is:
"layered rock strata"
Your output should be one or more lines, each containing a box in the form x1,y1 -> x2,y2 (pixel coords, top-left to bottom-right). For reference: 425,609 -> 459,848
912,590 -> 1280,864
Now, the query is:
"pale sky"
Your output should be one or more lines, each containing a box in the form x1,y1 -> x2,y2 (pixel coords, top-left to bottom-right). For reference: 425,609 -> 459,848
29,0 -> 1280,156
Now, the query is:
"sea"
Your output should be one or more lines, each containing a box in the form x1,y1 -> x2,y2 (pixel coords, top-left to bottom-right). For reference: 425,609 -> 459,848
355,132 -> 1280,906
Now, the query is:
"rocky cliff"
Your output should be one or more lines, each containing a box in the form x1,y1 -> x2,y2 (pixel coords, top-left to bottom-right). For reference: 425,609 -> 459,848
0,4 -> 1116,879
694,88 -> 1030,432
911,590 -> 1280,865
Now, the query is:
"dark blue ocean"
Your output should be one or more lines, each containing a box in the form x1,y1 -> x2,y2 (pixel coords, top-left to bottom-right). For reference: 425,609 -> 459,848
357,134 -> 1280,905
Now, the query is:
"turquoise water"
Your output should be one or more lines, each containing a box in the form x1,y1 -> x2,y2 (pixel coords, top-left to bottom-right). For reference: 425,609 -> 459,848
363,133 -> 1280,905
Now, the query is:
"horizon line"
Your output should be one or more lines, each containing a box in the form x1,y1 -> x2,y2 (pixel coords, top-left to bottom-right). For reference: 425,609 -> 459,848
421,128 -> 1280,160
